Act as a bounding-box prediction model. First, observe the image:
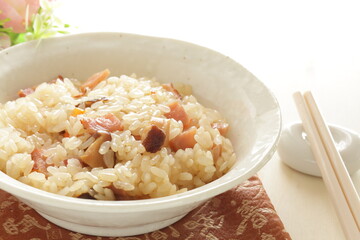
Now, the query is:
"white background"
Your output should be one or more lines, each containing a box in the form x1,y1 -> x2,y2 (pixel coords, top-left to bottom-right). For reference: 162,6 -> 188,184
57,1 -> 360,239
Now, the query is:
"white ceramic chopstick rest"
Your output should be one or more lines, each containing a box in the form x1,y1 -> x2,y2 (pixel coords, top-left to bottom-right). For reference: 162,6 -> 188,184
278,122 -> 360,177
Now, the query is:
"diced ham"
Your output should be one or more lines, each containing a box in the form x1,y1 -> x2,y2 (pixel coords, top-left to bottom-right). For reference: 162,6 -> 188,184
162,83 -> 182,99
133,135 -> 141,141
80,133 -> 111,168
164,101 -> 190,129
31,149 -> 49,175
169,127 -> 197,152
187,118 -> 199,128
142,125 -> 166,153
80,69 -> 110,93
81,113 -> 123,134
18,88 -> 35,98
63,159 -> 69,166
211,122 -> 229,136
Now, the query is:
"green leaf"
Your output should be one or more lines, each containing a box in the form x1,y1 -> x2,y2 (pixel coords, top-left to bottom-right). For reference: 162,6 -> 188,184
0,28 -> 12,33
57,30 -> 69,34
0,18 -> 10,26
13,33 -> 26,45
6,32 -> 26,45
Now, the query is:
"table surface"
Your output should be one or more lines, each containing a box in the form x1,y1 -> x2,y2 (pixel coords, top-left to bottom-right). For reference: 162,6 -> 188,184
56,1 -> 360,239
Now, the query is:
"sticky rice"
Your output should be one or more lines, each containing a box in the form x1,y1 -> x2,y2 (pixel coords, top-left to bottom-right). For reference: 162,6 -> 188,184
0,70 -> 236,200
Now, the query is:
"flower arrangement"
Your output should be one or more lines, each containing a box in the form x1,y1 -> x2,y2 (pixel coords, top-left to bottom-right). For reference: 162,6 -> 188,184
0,0 -> 68,49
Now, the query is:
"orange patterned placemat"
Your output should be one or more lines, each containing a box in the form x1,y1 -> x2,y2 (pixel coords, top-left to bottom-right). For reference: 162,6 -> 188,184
0,176 -> 291,240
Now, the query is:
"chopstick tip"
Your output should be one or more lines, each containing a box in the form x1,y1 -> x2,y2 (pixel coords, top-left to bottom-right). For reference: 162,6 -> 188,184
303,91 -> 313,98
293,91 -> 302,98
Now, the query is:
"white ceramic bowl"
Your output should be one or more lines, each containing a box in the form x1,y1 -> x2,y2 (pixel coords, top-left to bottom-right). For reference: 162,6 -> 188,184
0,32 -> 281,237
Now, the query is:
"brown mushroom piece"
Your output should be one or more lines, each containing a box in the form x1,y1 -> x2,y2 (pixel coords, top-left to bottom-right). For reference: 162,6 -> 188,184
142,125 -> 166,153
80,133 -> 111,168
76,97 -> 109,108
77,193 -> 96,200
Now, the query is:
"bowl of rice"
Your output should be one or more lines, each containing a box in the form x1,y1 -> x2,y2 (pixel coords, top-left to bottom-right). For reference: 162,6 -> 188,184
0,32 -> 281,236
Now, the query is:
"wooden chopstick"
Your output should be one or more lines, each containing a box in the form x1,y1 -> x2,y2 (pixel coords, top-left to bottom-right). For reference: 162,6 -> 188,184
304,91 -> 360,229
293,91 -> 360,240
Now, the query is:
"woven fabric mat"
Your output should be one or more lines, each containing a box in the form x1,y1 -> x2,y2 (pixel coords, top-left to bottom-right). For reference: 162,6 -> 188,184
0,176 -> 291,240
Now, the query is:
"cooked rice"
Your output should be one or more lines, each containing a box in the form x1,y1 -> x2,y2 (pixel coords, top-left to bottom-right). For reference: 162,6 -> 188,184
0,73 -> 236,200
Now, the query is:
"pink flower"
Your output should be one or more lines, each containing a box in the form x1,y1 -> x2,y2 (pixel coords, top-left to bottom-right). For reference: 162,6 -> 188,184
0,0 -> 40,33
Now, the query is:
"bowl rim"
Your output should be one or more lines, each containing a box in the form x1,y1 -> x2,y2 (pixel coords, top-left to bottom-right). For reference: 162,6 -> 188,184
0,32 -> 282,212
